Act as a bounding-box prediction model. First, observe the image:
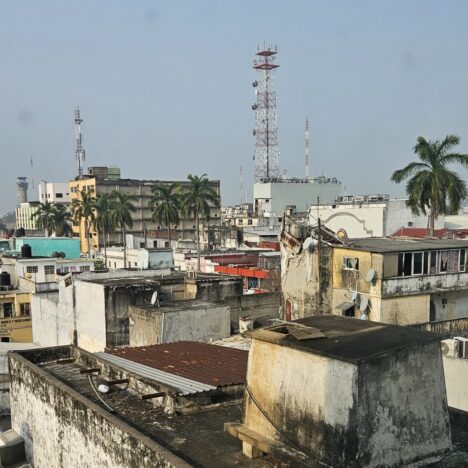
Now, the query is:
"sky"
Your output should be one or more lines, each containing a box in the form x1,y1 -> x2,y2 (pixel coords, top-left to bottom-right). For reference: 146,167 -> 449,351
1,0 -> 468,214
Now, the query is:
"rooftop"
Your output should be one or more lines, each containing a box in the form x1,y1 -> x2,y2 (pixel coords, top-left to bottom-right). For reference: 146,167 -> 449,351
106,341 -> 248,387
133,300 -> 227,314
246,315 -> 443,364
342,237 -> 468,253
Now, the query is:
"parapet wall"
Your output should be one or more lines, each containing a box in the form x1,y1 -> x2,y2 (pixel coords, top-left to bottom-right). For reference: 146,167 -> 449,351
9,349 -> 189,468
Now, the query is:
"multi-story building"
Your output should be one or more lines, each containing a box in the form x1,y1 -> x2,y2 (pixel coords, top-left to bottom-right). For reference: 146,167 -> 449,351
15,202 -> 40,231
69,167 -> 221,255
281,218 -> 468,325
254,176 -> 342,218
310,194 -> 444,239
38,181 -> 71,205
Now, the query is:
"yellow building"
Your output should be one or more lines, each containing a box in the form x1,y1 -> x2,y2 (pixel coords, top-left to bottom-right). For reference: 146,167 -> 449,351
0,290 -> 32,342
70,168 -> 221,257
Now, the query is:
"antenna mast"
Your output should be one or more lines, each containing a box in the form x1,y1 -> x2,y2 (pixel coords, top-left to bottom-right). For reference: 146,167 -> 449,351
75,107 -> 85,178
305,117 -> 310,178
240,166 -> 244,205
252,44 -> 280,181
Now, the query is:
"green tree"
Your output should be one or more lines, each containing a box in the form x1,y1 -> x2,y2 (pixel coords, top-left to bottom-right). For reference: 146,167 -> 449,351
71,188 -> 96,257
391,135 -> 468,236
31,201 -> 55,236
179,174 -> 220,271
149,183 -> 181,248
110,191 -> 137,268
51,204 -> 72,237
94,194 -> 115,266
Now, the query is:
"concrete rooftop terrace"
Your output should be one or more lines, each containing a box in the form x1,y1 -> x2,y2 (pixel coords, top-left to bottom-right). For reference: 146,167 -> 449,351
247,315 -> 443,364
133,300 -> 226,314
343,237 -> 468,253
10,346 -> 272,467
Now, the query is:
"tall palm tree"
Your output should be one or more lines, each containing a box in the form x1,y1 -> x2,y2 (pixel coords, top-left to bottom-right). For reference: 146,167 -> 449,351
94,194 -> 114,266
31,201 -> 55,236
71,188 -> 96,257
149,183 -> 181,248
50,204 -> 72,237
391,135 -> 468,236
179,174 -> 220,271
110,191 -> 137,268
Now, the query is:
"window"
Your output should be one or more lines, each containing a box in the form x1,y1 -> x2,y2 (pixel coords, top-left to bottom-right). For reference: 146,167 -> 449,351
62,267 -> 69,273
20,303 -> 31,316
439,251 -> 448,272
397,248 -> 466,277
44,265 -> 55,275
26,266 -> 38,274
343,257 -> 359,270
56,193 -> 63,198
2,303 -> 13,318
153,241 -> 157,248
134,262 -> 138,267
248,219 -> 253,225
413,252 -> 423,275
460,249 -> 466,272
79,265 -> 90,272
140,242 -> 145,248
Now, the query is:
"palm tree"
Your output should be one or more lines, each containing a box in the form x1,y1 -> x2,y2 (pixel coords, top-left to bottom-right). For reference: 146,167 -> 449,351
50,204 -> 72,237
110,191 -> 137,268
179,174 -> 220,271
71,188 -> 96,257
391,135 -> 468,236
31,201 -> 55,236
94,194 -> 114,266
149,183 -> 181,248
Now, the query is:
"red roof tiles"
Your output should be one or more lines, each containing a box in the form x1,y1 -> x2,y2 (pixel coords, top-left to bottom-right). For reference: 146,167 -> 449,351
107,341 -> 248,387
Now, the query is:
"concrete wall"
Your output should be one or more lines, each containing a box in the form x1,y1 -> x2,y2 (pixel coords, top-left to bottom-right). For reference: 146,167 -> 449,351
9,351 -> 187,468
431,289 -> 468,321
443,356 -> 468,412
15,237 -> 81,259
195,278 -> 243,302
225,292 -> 281,323
244,339 -> 358,466
75,281 -> 107,352
358,342 -> 451,467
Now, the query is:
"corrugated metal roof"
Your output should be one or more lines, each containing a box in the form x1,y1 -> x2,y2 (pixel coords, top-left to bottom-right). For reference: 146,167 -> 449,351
95,352 -> 216,395
105,341 -> 248,388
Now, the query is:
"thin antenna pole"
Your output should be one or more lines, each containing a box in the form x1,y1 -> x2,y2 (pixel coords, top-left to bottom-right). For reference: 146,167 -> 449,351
240,166 -> 244,205
305,117 -> 310,178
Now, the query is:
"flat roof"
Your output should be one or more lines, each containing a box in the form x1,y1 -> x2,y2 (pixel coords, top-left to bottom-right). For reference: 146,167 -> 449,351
247,315 -> 443,364
106,341 -> 248,387
342,237 -> 468,253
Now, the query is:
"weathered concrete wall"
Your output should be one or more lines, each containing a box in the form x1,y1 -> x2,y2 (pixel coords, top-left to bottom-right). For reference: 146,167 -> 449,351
244,339 -> 358,466
443,356 -> 468,412
195,278 -> 243,302
129,307 -> 159,347
9,351 -> 188,468
379,295 -> 430,325
75,281 -> 107,352
225,292 -> 281,323
431,289 -> 468,321
357,342 -> 451,467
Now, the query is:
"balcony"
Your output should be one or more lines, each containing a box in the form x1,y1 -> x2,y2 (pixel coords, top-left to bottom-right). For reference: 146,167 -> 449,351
382,272 -> 468,298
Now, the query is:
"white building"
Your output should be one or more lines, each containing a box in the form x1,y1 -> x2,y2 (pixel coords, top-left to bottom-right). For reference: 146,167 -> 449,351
254,177 -> 342,218
38,181 -> 70,205
311,195 -> 444,238
104,247 -> 173,270
15,202 -> 40,231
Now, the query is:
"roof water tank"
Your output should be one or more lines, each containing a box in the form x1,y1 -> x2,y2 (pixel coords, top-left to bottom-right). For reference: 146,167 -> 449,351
0,272 -> 11,286
21,244 -> 32,258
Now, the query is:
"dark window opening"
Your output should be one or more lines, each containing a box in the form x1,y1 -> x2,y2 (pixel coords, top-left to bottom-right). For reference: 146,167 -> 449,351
403,253 -> 412,276
413,252 -> 423,275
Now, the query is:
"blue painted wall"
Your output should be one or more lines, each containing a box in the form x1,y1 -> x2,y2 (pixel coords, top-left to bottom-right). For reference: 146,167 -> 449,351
15,237 -> 81,259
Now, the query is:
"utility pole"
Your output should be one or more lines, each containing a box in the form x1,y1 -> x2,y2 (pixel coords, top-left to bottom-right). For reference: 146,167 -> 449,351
317,196 -> 322,313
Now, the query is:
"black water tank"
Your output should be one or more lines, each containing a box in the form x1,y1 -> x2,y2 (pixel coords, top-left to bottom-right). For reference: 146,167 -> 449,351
0,272 -> 10,286
21,244 -> 32,258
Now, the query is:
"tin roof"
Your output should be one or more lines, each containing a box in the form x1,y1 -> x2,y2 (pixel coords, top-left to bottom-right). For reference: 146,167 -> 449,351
106,341 -> 248,387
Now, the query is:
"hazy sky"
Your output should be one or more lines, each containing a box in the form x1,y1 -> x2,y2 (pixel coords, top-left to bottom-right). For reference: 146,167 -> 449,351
2,0 -> 468,214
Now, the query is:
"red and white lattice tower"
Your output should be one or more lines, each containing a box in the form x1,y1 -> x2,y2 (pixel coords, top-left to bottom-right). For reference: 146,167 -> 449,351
252,45 -> 280,180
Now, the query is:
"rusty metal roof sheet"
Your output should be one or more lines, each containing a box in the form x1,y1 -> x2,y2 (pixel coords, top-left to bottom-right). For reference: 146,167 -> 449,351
105,341 -> 248,388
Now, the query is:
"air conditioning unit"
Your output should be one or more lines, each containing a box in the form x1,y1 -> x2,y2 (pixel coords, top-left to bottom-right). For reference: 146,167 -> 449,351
454,337 -> 468,358
25,273 -> 32,280
441,339 -> 460,358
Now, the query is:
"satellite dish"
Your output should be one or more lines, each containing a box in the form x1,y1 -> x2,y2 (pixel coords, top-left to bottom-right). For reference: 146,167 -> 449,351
150,291 -> 158,306
360,313 -> 369,320
98,384 -> 109,394
351,291 -> 360,305
359,295 -> 369,312
366,268 -> 376,283
302,237 -> 315,251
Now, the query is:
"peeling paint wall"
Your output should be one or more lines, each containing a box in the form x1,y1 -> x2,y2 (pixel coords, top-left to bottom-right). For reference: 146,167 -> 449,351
357,342 -> 451,467
244,339 -> 358,466
9,352 -> 187,468
443,356 -> 468,412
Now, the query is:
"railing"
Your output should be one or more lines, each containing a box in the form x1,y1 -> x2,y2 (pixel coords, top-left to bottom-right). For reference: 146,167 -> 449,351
410,317 -> 468,335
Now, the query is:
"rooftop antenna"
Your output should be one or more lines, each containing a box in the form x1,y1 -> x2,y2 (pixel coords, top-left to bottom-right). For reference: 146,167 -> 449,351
30,156 -> 35,191
252,44 -> 280,181
240,166 -> 244,205
74,107 -> 86,178
305,116 -> 310,178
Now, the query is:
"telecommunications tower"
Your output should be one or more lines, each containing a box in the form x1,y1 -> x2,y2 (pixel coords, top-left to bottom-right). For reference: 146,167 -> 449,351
305,117 -> 310,178
252,45 -> 280,180
74,107 -> 86,178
